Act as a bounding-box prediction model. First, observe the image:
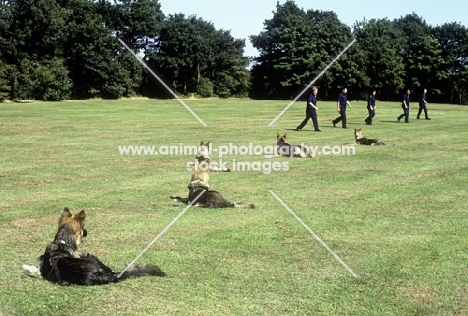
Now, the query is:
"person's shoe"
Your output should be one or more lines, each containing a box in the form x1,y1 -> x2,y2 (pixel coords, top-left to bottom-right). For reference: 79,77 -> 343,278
397,117 -> 401,122
332,121 -> 336,127
296,127 -> 301,131
426,117 -> 431,120
417,117 -> 420,119
315,129 -> 321,132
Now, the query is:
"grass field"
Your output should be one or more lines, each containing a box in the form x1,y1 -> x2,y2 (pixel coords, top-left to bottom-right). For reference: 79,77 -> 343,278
1,98 -> 467,315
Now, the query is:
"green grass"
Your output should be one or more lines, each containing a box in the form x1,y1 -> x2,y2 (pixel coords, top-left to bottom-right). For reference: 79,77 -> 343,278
1,98 -> 467,315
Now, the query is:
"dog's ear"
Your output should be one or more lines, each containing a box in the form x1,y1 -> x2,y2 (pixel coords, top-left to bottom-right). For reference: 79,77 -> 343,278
283,133 -> 287,138
206,141 -> 211,146
59,208 -> 73,227
200,141 -> 205,146
74,210 -> 86,222
62,207 -> 72,218
277,132 -> 280,138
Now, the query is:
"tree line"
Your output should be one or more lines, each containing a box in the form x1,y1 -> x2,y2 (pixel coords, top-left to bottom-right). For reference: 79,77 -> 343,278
0,0 -> 467,103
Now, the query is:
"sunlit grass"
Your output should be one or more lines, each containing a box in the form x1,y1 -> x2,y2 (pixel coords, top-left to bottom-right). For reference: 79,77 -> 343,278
0,98 -> 467,315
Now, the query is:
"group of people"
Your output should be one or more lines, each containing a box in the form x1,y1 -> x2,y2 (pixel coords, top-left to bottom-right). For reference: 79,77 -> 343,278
296,87 -> 431,131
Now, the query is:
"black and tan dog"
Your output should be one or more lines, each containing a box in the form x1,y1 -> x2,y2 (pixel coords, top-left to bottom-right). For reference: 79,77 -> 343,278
172,154 -> 255,208
171,141 -> 254,208
354,128 -> 385,145
277,133 -> 312,158
36,207 -> 165,286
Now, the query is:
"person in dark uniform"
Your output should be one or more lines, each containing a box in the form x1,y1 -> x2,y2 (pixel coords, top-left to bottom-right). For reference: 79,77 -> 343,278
398,89 -> 411,123
296,87 -> 320,132
332,87 -> 351,128
365,90 -> 376,125
417,88 -> 431,120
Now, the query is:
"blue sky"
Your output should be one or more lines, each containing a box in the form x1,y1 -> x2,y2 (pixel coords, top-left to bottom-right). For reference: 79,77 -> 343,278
159,0 -> 468,57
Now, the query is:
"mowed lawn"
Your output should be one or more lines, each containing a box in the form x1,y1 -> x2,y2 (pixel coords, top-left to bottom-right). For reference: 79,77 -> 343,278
0,98 -> 467,315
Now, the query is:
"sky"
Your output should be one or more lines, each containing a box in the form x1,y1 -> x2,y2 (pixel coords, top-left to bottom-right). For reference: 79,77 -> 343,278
159,0 -> 468,58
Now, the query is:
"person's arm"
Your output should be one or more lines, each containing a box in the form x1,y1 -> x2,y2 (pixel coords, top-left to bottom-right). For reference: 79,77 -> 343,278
336,100 -> 340,112
310,98 -> 318,110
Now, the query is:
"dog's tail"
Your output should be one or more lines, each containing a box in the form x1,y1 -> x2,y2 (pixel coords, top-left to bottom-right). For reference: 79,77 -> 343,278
170,196 -> 188,204
382,142 -> 395,146
234,202 -> 255,209
117,264 -> 166,281
22,264 -> 41,277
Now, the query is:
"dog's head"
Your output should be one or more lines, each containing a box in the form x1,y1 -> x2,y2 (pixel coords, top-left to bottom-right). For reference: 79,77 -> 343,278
198,141 -> 211,159
354,129 -> 363,139
277,133 -> 287,144
58,207 -> 87,246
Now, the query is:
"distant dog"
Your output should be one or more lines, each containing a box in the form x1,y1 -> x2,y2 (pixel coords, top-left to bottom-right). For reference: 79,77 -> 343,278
277,133 -> 311,158
354,128 -> 385,145
36,208 -> 165,286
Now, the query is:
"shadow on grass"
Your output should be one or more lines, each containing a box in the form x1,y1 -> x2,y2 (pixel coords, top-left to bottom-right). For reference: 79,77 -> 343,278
380,120 -> 402,123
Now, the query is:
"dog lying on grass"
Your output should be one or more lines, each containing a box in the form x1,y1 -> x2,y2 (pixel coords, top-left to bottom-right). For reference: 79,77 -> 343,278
354,128 -> 385,145
171,141 -> 254,209
25,208 -> 165,286
276,133 -> 312,158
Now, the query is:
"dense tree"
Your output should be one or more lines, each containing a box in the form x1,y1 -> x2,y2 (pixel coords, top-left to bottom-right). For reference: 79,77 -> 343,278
433,22 -> 468,104
97,0 -> 164,51
0,1 -> 12,101
354,18 -> 405,100
306,9 -> 367,99
250,1 -> 366,99
60,0 -> 146,99
148,13 -> 250,97
405,34 -> 447,93
0,0 -> 467,103
250,1 -> 315,99
0,0 -> 72,100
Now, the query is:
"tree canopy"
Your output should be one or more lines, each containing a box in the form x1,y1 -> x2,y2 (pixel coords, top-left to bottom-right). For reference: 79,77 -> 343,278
0,0 -> 467,103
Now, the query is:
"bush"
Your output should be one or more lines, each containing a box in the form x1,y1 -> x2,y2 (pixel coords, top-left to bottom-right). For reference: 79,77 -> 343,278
196,77 -> 214,98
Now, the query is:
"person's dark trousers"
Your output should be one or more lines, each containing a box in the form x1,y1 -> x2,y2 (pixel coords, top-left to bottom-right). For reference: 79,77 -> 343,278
297,110 -> 319,131
365,106 -> 375,125
417,103 -> 429,119
333,106 -> 347,128
398,105 -> 409,123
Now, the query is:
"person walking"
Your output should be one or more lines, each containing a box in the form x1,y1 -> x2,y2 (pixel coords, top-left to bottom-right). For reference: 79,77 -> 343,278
417,88 -> 431,120
398,89 -> 411,123
296,87 -> 320,132
365,90 -> 376,125
332,87 -> 351,128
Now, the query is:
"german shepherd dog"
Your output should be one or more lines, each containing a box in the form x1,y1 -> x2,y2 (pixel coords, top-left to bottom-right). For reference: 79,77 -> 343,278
36,208 -> 165,286
171,141 -> 254,209
354,128 -> 385,145
277,133 -> 312,158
